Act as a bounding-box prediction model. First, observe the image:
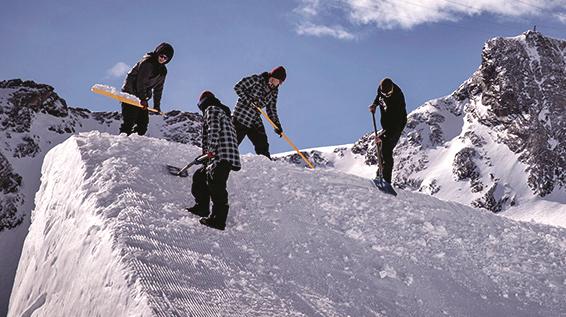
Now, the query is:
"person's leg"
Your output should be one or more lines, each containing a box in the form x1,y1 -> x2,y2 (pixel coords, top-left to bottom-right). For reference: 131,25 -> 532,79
188,166 -> 210,216
381,134 -> 401,183
134,108 -> 149,136
233,118 -> 247,145
205,161 -> 231,228
119,103 -> 136,135
247,125 -> 271,159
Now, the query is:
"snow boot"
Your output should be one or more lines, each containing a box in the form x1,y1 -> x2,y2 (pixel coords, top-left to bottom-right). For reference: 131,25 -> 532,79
199,217 -> 225,231
186,204 -> 209,217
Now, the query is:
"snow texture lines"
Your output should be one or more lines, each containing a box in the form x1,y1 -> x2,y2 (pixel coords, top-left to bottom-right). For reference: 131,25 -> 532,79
9,131 -> 566,317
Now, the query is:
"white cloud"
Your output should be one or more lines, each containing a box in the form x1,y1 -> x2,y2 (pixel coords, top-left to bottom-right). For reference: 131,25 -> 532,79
555,12 -> 566,23
344,0 -> 566,29
295,0 -> 566,33
296,23 -> 356,40
295,0 -> 321,17
106,62 -> 130,78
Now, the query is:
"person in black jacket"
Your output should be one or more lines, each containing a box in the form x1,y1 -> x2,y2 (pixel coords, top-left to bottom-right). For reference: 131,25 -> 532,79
369,78 -> 407,184
187,91 -> 241,231
232,66 -> 286,159
120,42 -> 174,135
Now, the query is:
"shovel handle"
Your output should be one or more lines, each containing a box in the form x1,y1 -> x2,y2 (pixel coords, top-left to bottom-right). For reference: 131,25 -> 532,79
252,102 -> 315,169
371,112 -> 384,178
176,154 -> 208,175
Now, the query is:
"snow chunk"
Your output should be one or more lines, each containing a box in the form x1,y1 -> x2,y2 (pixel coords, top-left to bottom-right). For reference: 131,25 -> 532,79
91,84 -> 140,103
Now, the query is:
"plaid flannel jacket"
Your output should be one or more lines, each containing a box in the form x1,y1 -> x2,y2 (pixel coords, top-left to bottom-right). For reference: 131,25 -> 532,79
203,105 -> 241,171
233,73 -> 281,129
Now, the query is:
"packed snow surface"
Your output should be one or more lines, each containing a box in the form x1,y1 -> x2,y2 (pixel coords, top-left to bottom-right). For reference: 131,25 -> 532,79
275,143 -> 566,229
9,132 -> 566,316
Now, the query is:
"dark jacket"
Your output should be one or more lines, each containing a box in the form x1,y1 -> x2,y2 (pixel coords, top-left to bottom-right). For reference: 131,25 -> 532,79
122,43 -> 174,109
199,96 -> 241,171
233,72 -> 280,129
372,83 -> 407,137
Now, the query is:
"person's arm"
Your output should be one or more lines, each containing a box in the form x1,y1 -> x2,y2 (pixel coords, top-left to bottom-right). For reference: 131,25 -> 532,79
153,77 -> 165,111
369,88 -> 381,113
265,90 -> 282,135
234,74 -> 258,104
201,123 -> 208,155
206,107 -> 221,155
135,61 -> 153,102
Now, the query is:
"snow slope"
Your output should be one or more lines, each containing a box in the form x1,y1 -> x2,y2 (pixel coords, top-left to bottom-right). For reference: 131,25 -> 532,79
0,79 -> 202,316
9,132 -> 566,316
274,144 -> 566,229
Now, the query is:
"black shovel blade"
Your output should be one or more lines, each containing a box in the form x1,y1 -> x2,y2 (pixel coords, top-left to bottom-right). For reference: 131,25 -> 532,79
166,165 -> 189,177
371,178 -> 397,196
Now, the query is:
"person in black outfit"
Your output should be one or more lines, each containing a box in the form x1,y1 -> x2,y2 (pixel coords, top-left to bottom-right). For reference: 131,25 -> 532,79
187,91 -> 241,231
120,42 -> 174,135
369,78 -> 407,184
232,66 -> 287,159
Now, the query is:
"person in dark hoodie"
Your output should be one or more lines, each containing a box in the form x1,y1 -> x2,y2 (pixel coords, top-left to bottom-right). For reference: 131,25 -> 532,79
369,78 -> 407,184
187,91 -> 241,231
120,42 -> 174,135
232,66 -> 286,159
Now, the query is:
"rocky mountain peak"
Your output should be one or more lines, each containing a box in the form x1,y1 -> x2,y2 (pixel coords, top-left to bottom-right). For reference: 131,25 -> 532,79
0,79 -> 69,133
474,31 -> 566,196
392,31 -> 564,210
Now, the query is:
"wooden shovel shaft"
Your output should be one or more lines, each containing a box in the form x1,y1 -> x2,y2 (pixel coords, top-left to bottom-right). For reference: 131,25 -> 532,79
91,87 -> 161,114
254,105 -> 315,169
371,112 -> 384,178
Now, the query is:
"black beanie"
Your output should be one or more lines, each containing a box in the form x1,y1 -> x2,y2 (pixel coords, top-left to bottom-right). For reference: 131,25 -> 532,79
269,66 -> 287,82
199,91 -> 215,102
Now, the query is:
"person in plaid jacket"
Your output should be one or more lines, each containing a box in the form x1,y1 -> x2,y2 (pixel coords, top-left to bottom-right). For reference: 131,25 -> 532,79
232,66 -> 287,159
187,91 -> 241,231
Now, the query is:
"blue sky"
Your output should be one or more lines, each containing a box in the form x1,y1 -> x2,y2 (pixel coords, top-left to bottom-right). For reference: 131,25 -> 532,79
1,0 -> 565,153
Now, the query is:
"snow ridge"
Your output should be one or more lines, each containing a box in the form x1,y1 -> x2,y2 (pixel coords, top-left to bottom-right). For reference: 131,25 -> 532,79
9,132 -> 566,316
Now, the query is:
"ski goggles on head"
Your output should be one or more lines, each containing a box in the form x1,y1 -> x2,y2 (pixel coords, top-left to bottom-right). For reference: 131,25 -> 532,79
380,88 -> 394,98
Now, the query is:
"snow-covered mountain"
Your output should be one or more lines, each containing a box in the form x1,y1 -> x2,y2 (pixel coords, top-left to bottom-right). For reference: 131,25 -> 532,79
277,31 -> 566,227
0,79 -> 202,316
8,132 -> 566,316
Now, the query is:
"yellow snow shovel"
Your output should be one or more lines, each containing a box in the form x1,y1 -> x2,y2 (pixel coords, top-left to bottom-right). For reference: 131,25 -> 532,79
252,102 -> 315,169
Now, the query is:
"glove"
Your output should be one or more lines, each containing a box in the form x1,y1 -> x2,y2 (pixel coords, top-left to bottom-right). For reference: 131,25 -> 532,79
274,125 -> 283,137
368,104 -> 377,113
206,151 -> 215,159
140,99 -> 149,109
374,135 -> 382,144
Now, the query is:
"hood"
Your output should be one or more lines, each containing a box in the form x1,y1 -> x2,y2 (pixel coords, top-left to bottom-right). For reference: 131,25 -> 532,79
198,96 -> 232,117
153,42 -> 174,64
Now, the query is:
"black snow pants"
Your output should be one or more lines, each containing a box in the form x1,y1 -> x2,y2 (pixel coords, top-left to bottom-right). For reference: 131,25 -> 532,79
233,118 -> 271,159
191,161 -> 232,225
120,103 -> 149,136
381,132 -> 402,184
